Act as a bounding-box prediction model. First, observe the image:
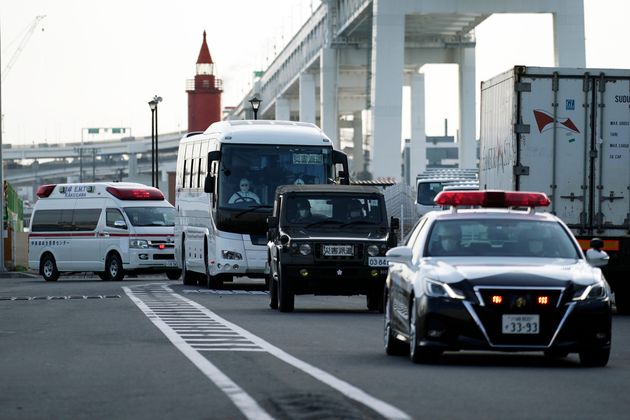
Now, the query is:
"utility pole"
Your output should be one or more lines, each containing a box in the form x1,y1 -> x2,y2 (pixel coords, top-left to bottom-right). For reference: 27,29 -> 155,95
0,26 -> 5,271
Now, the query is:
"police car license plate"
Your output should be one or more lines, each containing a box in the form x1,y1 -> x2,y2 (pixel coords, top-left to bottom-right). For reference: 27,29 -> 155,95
368,257 -> 388,267
323,245 -> 354,256
502,314 -> 539,334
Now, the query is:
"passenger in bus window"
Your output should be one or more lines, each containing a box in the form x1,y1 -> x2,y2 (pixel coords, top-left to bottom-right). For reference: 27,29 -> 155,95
228,178 -> 261,204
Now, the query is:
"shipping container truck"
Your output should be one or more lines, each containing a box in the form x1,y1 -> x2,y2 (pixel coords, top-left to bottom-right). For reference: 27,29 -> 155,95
479,65 -> 630,312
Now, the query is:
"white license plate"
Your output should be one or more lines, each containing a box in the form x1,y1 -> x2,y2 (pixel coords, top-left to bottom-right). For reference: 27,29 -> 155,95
323,245 -> 354,256
502,314 -> 540,334
166,261 -> 177,267
368,257 -> 388,267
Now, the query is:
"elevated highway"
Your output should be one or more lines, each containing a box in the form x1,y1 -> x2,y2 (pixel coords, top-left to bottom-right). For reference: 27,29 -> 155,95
226,0 -> 585,181
3,132 -> 183,199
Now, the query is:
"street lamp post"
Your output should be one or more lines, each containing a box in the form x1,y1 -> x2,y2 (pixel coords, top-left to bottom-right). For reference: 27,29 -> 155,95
148,95 -> 162,188
249,96 -> 262,120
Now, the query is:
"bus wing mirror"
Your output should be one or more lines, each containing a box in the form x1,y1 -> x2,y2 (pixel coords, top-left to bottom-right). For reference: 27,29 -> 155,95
204,175 -> 215,193
208,150 -> 220,162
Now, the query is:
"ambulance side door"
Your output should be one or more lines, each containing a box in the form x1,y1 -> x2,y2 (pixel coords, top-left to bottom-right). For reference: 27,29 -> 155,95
100,205 -> 129,266
70,199 -> 103,271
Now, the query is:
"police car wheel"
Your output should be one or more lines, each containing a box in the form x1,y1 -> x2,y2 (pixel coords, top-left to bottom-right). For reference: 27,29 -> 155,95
41,254 -> 59,282
105,253 -> 124,281
409,298 -> 441,364
384,292 -> 407,356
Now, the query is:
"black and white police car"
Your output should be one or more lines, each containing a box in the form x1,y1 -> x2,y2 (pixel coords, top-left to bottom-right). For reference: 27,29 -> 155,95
384,190 -> 613,366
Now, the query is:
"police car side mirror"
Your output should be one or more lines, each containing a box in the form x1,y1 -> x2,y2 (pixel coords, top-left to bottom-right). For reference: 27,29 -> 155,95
386,246 -> 412,264
204,175 -> 215,193
586,248 -> 609,267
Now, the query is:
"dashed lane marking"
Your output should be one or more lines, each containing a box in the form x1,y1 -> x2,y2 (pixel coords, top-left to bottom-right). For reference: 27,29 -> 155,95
124,283 -> 410,420
0,295 -> 121,301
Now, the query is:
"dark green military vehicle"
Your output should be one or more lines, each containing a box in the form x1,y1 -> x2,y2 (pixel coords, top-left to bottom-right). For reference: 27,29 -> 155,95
267,184 -> 399,312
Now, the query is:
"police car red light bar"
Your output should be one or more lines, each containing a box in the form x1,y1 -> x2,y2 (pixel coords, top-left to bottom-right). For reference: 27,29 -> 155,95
106,186 -> 164,200
36,184 -> 56,198
434,191 -> 551,208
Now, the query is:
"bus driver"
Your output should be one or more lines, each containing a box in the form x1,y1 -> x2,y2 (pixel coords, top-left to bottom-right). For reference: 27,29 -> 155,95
228,178 -> 261,204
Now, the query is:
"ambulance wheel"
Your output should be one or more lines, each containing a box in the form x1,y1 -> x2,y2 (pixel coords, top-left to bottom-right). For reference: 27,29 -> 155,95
105,253 -> 124,281
97,272 -> 108,281
41,254 -> 59,282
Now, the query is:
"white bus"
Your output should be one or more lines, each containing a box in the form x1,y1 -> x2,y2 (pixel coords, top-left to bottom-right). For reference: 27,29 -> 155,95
175,120 -> 349,288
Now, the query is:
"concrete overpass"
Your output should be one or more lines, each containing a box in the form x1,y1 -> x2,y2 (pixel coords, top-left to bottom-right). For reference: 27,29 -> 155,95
226,0 -> 585,181
3,131 -> 183,202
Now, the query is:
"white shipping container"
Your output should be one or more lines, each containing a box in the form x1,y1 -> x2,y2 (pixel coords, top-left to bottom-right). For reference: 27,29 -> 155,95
480,66 -> 630,310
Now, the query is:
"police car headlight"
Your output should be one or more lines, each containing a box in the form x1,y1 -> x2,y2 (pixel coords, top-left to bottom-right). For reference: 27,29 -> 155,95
367,244 -> 380,256
425,279 -> 465,300
299,243 -> 312,256
573,282 -> 608,301
221,250 -> 243,260
129,239 -> 149,249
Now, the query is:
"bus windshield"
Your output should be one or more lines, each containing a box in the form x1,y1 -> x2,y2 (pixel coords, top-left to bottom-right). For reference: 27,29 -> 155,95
218,144 -> 334,207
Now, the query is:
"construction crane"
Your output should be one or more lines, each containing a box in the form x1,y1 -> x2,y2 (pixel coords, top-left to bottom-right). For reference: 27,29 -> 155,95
1,15 -> 46,84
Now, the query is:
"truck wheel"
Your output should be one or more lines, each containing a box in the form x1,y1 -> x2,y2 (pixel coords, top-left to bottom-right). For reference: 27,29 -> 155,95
41,254 -> 59,282
105,253 -> 124,281
278,265 -> 294,312
579,346 -> 610,367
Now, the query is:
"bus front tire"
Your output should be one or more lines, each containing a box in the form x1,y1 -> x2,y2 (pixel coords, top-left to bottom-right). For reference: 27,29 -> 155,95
166,270 -> 182,280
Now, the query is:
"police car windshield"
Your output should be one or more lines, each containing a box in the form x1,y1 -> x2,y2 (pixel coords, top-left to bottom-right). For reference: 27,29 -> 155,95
124,207 -> 176,227
426,219 -> 580,258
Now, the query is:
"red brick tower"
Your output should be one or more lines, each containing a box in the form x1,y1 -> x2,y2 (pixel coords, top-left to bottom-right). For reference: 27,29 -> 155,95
187,31 -> 223,132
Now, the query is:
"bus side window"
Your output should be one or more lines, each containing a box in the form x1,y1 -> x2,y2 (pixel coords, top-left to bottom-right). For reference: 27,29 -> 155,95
190,158 -> 198,189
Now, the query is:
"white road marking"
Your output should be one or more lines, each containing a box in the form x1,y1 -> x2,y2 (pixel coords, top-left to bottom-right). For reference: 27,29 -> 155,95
125,283 -> 411,420
124,285 -> 273,420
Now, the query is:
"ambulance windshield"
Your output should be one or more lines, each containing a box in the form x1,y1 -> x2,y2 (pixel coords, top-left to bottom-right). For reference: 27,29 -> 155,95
123,206 -> 176,227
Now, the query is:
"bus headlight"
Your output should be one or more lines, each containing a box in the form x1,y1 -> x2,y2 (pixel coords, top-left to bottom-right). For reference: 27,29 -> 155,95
221,250 -> 243,260
129,239 -> 149,249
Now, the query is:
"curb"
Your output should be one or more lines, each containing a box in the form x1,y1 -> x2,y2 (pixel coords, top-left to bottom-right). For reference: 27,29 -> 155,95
0,271 -> 39,279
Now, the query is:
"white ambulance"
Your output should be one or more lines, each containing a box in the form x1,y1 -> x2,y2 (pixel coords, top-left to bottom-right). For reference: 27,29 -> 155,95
28,182 -> 181,281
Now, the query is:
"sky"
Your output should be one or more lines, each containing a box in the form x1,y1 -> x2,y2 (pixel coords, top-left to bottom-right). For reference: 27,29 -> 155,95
1,0 -> 630,146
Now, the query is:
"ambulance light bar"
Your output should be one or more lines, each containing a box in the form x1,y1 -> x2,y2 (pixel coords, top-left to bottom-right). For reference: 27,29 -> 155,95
36,184 -> 56,198
106,186 -> 164,200
434,190 -> 551,208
